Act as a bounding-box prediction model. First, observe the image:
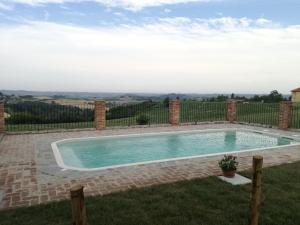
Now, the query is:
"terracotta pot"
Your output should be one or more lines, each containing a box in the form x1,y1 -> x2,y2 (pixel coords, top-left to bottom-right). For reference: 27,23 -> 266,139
222,169 -> 236,178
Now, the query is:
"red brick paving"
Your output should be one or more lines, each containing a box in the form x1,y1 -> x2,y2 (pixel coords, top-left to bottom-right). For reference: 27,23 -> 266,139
0,124 -> 300,210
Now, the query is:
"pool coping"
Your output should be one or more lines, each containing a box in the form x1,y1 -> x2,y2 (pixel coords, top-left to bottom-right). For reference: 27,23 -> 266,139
51,128 -> 300,171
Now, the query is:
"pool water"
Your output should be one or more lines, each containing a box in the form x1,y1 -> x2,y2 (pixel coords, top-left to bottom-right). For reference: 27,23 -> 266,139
53,130 -> 298,170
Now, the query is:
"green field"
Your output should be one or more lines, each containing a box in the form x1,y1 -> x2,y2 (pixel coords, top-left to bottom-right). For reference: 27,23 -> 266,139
1,161 -> 300,225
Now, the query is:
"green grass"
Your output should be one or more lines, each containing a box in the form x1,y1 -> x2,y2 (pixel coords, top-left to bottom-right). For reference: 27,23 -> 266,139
1,161 -> 300,225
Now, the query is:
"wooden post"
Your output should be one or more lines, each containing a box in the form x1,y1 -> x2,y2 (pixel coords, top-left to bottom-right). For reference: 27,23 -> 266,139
249,156 -> 263,225
70,185 -> 87,225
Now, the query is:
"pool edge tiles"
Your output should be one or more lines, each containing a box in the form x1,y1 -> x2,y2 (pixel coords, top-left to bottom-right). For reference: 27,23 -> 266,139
51,128 -> 300,171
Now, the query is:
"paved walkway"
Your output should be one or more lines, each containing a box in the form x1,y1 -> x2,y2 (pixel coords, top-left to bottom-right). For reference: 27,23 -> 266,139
0,124 -> 300,210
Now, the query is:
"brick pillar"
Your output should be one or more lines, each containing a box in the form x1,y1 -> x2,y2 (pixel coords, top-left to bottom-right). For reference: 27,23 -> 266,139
94,100 -> 106,130
0,101 -> 4,133
169,99 -> 180,125
278,101 -> 292,129
226,100 -> 237,123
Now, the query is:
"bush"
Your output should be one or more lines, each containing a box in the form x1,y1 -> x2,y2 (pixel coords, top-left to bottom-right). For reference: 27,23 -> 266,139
136,114 -> 150,125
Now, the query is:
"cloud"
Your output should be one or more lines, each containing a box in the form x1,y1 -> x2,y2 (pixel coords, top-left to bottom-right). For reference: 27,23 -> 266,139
0,17 -> 300,93
0,2 -> 13,10
0,0 -> 216,11
164,8 -> 171,13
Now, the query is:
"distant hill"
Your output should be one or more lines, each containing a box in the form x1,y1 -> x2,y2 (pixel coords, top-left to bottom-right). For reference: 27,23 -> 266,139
1,90 -> 122,99
0,89 -> 289,101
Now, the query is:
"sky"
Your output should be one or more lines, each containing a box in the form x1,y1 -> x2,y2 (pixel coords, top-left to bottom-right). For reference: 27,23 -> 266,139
0,0 -> 300,94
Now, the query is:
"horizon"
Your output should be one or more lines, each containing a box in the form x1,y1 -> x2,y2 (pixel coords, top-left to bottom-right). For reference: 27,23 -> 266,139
1,0 -> 300,93
0,88 -> 293,96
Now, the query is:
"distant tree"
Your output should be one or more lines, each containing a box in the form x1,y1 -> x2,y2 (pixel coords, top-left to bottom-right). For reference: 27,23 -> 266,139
268,90 -> 283,102
249,90 -> 283,103
163,97 -> 170,108
251,95 -> 262,102
209,97 -> 216,102
21,95 -> 33,99
231,93 -> 235,99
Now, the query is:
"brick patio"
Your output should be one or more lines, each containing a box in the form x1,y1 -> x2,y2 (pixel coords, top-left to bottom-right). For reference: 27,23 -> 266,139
0,124 -> 300,210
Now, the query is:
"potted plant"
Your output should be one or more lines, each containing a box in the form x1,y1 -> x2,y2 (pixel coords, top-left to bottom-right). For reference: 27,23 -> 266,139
218,155 -> 238,178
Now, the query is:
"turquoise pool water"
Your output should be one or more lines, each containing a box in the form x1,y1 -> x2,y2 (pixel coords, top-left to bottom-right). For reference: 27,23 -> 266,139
54,130 -> 297,170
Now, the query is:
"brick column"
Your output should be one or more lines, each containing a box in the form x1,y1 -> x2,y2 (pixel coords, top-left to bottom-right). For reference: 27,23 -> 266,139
226,100 -> 237,123
94,100 -> 106,130
169,99 -> 180,125
0,101 -> 4,133
278,101 -> 292,129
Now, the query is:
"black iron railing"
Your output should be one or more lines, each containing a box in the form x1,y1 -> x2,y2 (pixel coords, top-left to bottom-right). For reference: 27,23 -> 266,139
180,101 -> 227,123
106,101 -> 169,127
5,101 -> 94,131
236,102 -> 279,126
4,100 -> 300,132
292,103 -> 300,129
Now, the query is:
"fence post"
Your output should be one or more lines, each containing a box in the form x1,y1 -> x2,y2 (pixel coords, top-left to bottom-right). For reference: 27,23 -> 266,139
278,101 -> 292,129
0,101 -> 4,133
169,99 -> 180,125
249,155 -> 263,225
95,100 -> 106,130
70,185 -> 87,225
226,100 -> 237,123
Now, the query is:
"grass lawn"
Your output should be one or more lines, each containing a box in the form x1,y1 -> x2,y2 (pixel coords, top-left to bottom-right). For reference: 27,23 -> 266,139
1,161 -> 300,225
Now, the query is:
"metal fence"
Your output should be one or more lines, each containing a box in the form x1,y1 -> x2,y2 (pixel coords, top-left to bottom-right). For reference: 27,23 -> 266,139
180,101 -> 226,123
292,103 -> 300,129
106,101 -> 169,127
4,100 -> 300,132
236,103 -> 280,126
5,101 -> 94,132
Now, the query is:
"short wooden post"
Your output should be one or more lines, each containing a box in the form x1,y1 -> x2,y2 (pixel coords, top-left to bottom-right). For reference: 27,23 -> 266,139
249,156 -> 263,225
70,185 -> 87,225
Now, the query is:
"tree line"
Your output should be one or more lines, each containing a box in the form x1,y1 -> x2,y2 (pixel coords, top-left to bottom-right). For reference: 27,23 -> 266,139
204,90 -> 287,103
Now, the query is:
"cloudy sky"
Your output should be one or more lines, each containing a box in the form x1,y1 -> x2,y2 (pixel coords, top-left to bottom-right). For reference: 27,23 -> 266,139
0,0 -> 300,94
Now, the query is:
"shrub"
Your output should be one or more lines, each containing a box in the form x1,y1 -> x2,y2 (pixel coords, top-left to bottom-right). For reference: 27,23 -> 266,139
218,155 -> 238,171
136,114 -> 150,125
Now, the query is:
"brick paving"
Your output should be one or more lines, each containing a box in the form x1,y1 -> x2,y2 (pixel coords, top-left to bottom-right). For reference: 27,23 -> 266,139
0,123 -> 300,210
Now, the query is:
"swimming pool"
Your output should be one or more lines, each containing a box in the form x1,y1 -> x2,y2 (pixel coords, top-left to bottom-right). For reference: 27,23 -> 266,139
52,129 -> 299,171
